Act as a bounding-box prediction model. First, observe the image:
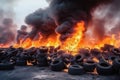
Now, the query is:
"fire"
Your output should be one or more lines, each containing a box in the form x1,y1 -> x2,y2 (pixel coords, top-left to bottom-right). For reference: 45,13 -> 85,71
14,33 -> 60,49
61,21 -> 85,51
0,21 -> 120,52
14,21 -> 86,53
0,44 -> 10,48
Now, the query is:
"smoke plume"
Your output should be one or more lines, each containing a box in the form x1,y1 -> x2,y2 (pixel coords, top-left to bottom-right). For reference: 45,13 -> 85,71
0,0 -> 17,45
91,0 -> 120,40
25,0 -> 111,41
25,8 -> 57,39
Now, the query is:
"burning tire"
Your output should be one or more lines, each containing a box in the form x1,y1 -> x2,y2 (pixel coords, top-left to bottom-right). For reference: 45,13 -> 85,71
83,60 -> 96,72
50,59 -> 65,71
113,58 -> 120,74
0,62 -> 14,70
96,62 -> 113,75
68,65 -> 85,75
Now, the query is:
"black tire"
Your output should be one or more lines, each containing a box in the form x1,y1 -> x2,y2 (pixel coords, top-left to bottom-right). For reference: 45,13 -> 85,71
75,54 -> 84,63
113,58 -> 120,74
96,62 -> 114,75
50,59 -> 65,71
83,60 -> 96,72
111,48 -> 120,56
37,49 -> 47,57
90,48 -> 101,57
0,62 -> 14,70
63,58 -> 70,64
68,65 -> 85,75
16,59 -> 27,66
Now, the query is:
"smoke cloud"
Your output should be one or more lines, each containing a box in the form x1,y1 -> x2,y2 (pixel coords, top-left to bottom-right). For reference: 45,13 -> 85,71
25,8 -> 57,39
25,0 -> 111,41
0,0 -> 17,45
91,0 -> 120,40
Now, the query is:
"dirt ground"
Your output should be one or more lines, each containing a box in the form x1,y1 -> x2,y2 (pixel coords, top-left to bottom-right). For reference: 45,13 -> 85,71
0,66 -> 119,80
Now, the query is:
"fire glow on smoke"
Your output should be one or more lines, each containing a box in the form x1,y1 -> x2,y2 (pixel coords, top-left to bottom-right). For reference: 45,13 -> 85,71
14,21 -> 120,52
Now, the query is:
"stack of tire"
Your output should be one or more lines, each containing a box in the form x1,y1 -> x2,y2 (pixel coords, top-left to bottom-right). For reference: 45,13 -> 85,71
0,47 -> 16,70
50,58 -> 66,71
36,46 -> 48,67
68,54 -> 96,75
15,51 -> 27,66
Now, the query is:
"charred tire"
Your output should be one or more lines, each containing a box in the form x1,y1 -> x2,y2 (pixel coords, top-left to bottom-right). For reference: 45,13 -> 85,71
50,60 -> 65,71
83,60 -> 96,72
75,54 -> 84,63
0,63 -> 14,70
113,58 -> 120,74
16,60 -> 27,66
68,65 -> 85,75
96,62 -> 113,75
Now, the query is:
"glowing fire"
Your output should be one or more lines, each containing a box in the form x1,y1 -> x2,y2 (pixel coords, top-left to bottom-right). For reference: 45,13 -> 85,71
14,34 -> 60,49
0,21 -> 120,52
61,21 -> 85,51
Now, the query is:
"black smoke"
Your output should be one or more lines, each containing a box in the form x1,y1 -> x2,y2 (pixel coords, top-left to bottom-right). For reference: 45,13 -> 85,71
0,0 -> 17,46
25,8 -> 57,40
0,18 -> 16,45
25,0 -> 111,41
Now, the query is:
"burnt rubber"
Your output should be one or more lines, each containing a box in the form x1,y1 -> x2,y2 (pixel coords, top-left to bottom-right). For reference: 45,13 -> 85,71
96,62 -> 113,75
68,65 -> 85,75
50,59 -> 65,71
0,62 -> 14,70
83,60 -> 96,72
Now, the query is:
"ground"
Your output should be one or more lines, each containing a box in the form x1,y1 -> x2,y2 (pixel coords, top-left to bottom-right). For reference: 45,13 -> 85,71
0,66 -> 119,80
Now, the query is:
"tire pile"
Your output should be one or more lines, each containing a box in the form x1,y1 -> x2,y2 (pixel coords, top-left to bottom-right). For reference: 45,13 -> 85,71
0,45 -> 120,76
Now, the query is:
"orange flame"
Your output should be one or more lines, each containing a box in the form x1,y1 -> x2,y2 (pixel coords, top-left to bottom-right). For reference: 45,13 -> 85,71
61,21 -> 85,51
0,21 -> 119,52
